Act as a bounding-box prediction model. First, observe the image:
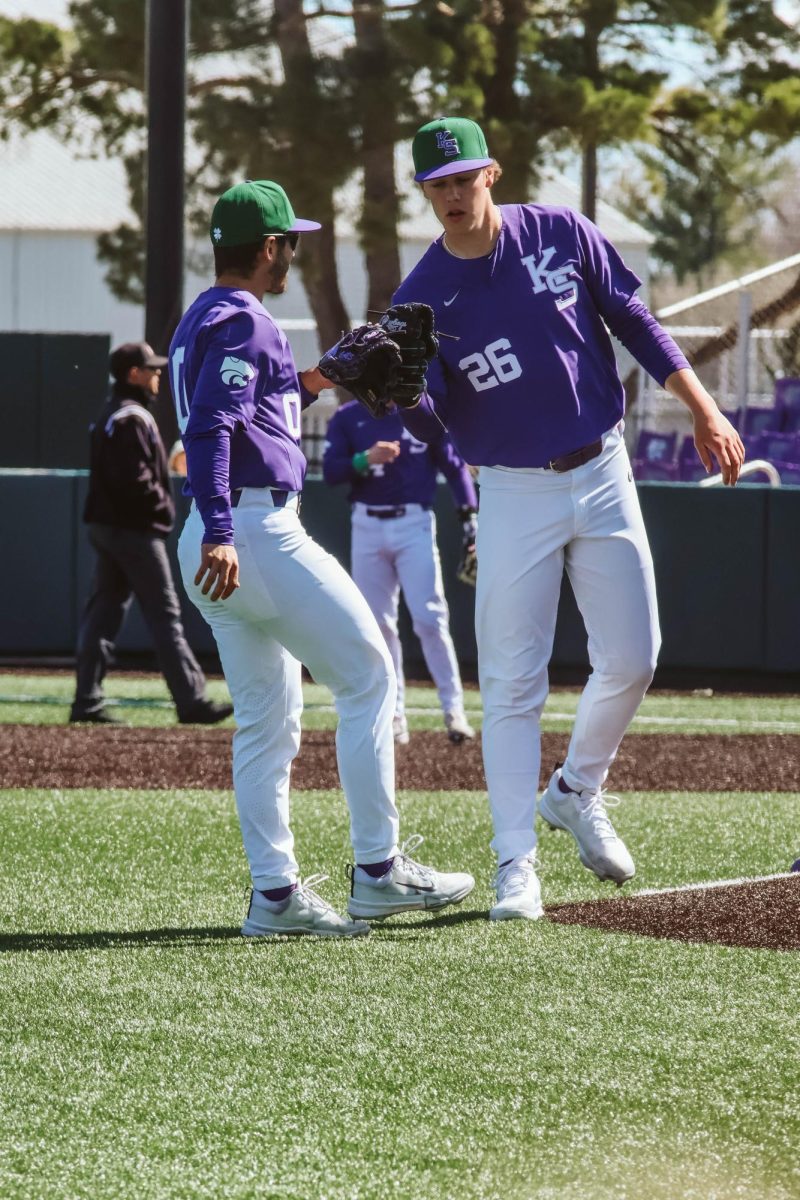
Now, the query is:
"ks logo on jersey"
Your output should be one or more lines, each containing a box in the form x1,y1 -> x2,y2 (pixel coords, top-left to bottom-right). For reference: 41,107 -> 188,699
520,247 -> 578,309
220,356 -> 256,387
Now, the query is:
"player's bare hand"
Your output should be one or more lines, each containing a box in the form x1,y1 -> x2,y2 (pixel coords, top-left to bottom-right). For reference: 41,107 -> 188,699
367,441 -> 401,466
196,544 -> 240,601
693,410 -> 745,486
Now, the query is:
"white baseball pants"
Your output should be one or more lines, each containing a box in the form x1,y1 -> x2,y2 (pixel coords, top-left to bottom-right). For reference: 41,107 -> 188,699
476,425 -> 660,865
351,504 -> 464,720
178,489 -> 400,890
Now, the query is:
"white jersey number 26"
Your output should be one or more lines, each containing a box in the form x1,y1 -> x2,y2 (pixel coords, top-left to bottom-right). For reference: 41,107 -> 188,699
458,339 -> 522,392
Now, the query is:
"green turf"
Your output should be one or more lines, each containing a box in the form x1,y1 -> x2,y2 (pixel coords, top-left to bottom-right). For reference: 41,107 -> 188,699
1,786 -> 798,1199
3,672 -> 800,732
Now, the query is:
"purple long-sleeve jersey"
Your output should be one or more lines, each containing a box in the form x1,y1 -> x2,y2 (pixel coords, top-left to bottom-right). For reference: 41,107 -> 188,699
169,287 -> 317,545
322,401 -> 477,508
394,204 -> 689,466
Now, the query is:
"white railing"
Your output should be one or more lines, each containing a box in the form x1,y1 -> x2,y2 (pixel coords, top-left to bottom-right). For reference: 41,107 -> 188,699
698,459 -> 781,487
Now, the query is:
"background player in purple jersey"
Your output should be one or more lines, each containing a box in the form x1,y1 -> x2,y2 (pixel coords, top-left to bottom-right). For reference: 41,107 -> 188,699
170,179 -> 474,937
323,400 -> 478,745
394,118 -> 745,922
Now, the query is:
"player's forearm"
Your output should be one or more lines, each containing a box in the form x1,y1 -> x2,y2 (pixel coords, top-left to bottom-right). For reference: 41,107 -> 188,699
299,367 -> 331,406
185,430 -> 235,545
606,295 -> 689,387
321,452 -> 357,486
398,392 -> 446,444
664,368 -> 720,419
447,467 -> 478,510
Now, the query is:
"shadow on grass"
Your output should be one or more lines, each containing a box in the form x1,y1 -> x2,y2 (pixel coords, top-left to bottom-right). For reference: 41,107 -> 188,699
378,905 -> 488,931
0,923 -> 433,952
0,926 -> 243,953
0,908 -> 488,954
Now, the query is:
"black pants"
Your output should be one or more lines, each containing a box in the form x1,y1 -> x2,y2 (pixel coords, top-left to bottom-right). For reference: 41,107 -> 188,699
72,524 -> 207,719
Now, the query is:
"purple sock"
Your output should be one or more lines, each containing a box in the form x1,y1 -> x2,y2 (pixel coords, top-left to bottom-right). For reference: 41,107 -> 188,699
558,773 -> 574,795
357,857 -> 395,878
260,882 -> 298,902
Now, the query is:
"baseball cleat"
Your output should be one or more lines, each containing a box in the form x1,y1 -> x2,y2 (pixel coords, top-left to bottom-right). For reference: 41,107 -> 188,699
347,834 -> 474,919
490,854 -> 543,921
539,768 -> 635,886
392,715 -> 410,745
242,875 -> 370,938
178,700 -> 234,725
68,707 -> 123,725
444,709 -> 476,743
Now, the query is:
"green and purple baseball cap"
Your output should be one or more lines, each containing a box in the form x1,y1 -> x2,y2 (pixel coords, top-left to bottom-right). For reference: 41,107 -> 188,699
210,180 -> 321,247
412,117 -> 493,182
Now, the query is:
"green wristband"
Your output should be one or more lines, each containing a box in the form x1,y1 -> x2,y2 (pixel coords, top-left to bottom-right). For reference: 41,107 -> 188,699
353,450 -> 370,475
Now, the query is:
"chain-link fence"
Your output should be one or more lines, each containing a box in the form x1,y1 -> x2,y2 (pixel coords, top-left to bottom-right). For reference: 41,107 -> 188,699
629,254 -> 800,482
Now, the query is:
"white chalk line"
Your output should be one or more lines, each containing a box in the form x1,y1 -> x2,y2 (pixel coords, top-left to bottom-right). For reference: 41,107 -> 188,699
3,695 -> 800,732
632,871 -> 798,897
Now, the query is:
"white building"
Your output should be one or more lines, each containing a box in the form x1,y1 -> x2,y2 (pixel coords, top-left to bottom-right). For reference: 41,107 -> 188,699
0,129 -> 653,459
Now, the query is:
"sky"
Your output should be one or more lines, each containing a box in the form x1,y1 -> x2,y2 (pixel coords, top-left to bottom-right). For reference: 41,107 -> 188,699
1,0 -> 797,91
2,0 -> 798,26
0,0 -> 67,17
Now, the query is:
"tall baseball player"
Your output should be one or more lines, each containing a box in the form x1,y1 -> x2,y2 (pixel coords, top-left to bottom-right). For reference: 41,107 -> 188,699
390,118 -> 744,921
170,178 -> 474,937
322,401 -> 477,745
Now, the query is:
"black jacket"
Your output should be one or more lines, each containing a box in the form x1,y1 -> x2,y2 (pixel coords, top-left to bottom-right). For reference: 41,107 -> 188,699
83,382 -> 175,536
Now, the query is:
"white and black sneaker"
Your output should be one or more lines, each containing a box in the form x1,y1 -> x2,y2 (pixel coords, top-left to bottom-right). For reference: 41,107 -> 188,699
490,855 -> 543,921
539,767 -> 635,886
242,875 -> 370,938
347,834 -> 475,919
444,709 -> 476,743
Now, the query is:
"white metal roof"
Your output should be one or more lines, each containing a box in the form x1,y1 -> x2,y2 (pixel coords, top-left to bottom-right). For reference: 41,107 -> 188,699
0,130 -> 134,232
336,145 -> 653,246
0,128 -> 652,247
0,1 -> 69,18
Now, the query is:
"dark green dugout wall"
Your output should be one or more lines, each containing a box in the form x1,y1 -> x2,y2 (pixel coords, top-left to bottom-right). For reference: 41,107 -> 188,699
0,470 -> 795,676
0,333 -> 110,469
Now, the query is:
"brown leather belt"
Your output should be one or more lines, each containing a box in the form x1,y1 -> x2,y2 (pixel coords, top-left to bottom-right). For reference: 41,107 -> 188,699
231,488 -> 289,509
365,506 -> 407,519
548,439 -> 603,473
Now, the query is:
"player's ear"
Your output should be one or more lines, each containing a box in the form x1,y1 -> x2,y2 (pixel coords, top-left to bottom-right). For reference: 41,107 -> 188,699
485,161 -> 502,188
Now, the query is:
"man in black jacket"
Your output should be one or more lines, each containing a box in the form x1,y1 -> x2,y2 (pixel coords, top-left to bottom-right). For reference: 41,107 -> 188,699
70,341 -> 233,725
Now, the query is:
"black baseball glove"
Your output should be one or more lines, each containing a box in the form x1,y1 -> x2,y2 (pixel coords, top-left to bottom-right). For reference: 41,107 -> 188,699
378,303 -> 439,409
456,507 -> 478,587
319,325 -> 403,418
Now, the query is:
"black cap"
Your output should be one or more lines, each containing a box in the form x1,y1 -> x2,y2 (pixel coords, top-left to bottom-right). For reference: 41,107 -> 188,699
110,341 -> 168,382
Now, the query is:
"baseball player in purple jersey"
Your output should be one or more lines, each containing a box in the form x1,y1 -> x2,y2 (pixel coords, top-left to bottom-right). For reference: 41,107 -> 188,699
169,179 -> 474,937
394,118 -> 745,921
323,401 -> 477,745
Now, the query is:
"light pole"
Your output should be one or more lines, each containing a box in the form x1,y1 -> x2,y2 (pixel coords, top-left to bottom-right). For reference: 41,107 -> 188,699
144,0 -> 189,445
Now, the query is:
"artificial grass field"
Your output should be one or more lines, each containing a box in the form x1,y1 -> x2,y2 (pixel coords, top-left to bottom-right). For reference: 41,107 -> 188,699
1,676 -> 799,1198
4,672 -> 800,733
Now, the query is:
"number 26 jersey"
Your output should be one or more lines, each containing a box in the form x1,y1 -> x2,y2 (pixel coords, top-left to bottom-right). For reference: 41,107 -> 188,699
392,204 -> 643,468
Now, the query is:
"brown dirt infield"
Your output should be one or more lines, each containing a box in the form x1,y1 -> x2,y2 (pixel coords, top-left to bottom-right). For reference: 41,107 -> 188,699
547,874 -> 800,951
3,724 -> 800,792
3,722 -> 798,950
